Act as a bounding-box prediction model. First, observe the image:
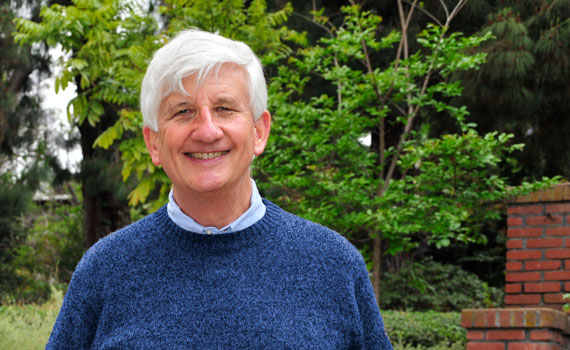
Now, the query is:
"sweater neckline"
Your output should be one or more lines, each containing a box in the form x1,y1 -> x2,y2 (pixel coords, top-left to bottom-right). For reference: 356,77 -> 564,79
152,198 -> 283,244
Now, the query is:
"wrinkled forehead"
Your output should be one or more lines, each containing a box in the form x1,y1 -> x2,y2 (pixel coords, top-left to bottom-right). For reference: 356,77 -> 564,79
162,63 -> 249,100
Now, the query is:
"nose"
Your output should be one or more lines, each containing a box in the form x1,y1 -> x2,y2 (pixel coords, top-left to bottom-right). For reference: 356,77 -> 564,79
190,107 -> 223,143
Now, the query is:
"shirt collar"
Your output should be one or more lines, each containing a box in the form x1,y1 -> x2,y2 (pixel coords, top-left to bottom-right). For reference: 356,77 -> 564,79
166,178 -> 266,234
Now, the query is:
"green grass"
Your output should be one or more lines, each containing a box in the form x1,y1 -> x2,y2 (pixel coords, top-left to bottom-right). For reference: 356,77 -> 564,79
0,289 -> 61,350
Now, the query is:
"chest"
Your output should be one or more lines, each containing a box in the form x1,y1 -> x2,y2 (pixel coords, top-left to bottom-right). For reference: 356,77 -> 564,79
92,250 -> 361,349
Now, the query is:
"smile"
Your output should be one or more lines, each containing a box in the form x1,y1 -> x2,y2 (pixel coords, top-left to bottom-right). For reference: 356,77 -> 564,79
185,151 -> 229,159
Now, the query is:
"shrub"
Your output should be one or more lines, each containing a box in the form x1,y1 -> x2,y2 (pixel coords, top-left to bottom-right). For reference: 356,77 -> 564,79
0,180 -> 33,302
383,310 -> 465,349
380,259 -> 504,311
4,202 -> 84,304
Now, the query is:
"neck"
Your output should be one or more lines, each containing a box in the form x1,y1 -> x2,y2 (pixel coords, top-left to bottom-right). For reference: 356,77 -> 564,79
172,178 -> 252,229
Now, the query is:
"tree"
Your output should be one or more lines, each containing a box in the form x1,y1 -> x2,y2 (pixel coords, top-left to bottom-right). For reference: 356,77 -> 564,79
15,0 -> 158,246
0,0 -> 58,302
254,1 -> 558,302
457,0 -> 570,181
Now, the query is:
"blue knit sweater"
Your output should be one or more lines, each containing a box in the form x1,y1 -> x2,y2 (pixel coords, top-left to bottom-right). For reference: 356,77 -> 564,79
47,199 -> 392,349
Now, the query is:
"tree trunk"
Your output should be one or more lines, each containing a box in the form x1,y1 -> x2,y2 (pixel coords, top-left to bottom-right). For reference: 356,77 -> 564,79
372,236 -> 382,304
78,108 -> 130,248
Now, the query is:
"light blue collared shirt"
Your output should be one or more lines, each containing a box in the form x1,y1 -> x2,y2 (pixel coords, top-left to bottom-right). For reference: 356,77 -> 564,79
166,178 -> 266,234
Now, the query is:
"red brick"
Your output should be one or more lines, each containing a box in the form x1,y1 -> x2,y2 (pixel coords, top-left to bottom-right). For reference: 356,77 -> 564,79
500,310 -> 512,327
524,282 -> 561,293
546,227 -> 570,236
507,262 -> 523,271
474,310 -> 487,327
507,251 -> 542,260
544,293 -> 565,304
488,310 -> 498,327
538,309 -> 567,329
525,260 -> 561,270
506,272 -> 541,282
467,343 -> 504,350
545,270 -> 570,280
487,329 -> 525,340
508,216 -> 524,226
507,239 -> 524,249
546,203 -> 570,213
505,294 -> 541,305
508,227 -> 543,238
508,205 -> 544,215
461,309 -> 474,327
526,215 -> 564,226
467,330 -> 485,340
546,249 -> 570,259
513,310 -> 525,326
565,260 -> 570,269
527,238 -> 563,248
530,329 -> 555,340
506,283 -> 522,293
509,343 -> 554,350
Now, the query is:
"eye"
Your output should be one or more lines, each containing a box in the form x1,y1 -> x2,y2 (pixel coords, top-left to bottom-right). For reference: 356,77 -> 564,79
215,106 -> 232,113
175,108 -> 191,115
170,108 -> 196,120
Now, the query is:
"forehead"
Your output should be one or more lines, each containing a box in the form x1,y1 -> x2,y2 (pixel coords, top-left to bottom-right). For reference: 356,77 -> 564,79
163,64 -> 249,104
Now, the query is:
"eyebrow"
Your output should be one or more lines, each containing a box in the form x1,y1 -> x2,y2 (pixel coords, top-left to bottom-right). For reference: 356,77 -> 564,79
163,101 -> 192,115
214,95 -> 240,106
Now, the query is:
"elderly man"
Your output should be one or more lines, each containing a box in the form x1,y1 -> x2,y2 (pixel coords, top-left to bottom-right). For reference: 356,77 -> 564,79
47,29 -> 393,349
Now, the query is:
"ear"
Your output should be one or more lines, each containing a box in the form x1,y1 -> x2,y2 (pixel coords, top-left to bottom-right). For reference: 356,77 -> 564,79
253,110 -> 271,156
143,126 -> 162,167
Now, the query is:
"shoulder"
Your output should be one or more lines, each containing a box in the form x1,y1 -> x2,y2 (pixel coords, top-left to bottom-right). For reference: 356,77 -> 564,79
76,206 -> 170,274
262,199 -> 365,266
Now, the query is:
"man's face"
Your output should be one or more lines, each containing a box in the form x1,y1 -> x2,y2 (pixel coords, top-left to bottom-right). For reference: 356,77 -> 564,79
143,64 -> 271,200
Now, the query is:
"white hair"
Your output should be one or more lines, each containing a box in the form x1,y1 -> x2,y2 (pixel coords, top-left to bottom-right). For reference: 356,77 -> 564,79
140,29 -> 267,131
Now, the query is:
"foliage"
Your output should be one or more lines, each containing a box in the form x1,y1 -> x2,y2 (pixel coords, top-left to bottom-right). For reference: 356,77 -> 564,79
0,176 -> 34,303
384,309 -> 465,350
380,259 -> 503,312
14,0 -> 159,246
1,0 -> 67,297
255,2 -> 560,300
457,0 -> 570,180
0,0 -> 50,160
0,288 -> 62,349
2,196 -> 84,304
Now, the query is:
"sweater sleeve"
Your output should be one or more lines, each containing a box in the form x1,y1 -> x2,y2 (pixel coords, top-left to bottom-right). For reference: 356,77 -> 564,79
354,259 -> 393,350
46,248 -> 103,350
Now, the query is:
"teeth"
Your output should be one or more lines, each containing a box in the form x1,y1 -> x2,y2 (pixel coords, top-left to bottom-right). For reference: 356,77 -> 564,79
186,151 -> 228,159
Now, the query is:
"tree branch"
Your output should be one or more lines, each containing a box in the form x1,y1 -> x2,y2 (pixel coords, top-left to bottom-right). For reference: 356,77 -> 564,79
378,0 -> 468,197
401,0 -> 443,26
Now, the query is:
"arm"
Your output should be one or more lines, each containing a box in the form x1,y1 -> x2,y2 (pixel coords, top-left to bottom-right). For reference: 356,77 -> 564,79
354,260 -> 393,350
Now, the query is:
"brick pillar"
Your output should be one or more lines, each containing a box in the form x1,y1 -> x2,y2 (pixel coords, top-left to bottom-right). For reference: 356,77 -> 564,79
506,184 -> 570,310
463,184 -> 570,349
462,308 -> 570,350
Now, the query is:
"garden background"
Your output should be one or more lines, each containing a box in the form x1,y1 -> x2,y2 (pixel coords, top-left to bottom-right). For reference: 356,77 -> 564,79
1,0 -> 568,348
